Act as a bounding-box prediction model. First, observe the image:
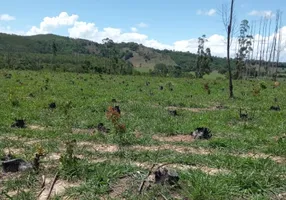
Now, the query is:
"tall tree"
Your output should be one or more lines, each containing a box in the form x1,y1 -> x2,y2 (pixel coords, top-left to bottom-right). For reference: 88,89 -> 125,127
235,19 -> 253,79
196,35 -> 212,78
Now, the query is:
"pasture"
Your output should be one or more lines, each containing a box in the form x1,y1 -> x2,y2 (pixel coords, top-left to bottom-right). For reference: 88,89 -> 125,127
0,69 -> 285,200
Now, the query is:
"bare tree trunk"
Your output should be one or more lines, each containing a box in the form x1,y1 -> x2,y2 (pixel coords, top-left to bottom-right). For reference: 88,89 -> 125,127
259,17 -> 267,77
261,18 -> 268,75
274,11 -> 283,81
227,0 -> 234,98
271,11 -> 280,79
256,17 -> 262,76
265,18 -> 272,73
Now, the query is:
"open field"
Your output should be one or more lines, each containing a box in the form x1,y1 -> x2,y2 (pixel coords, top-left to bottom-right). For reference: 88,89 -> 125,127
0,69 -> 286,200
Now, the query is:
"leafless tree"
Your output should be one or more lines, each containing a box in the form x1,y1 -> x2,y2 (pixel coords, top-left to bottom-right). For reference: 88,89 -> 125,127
274,11 -> 283,80
219,0 -> 235,98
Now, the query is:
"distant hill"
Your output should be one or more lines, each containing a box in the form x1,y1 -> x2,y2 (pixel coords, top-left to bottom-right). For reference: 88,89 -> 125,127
0,33 -> 231,72
2,32 -> 284,75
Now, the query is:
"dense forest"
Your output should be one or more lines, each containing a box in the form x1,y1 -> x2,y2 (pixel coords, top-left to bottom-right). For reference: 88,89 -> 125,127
0,33 -> 285,77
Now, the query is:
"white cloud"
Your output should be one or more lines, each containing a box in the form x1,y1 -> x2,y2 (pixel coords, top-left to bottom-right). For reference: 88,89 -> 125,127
0,14 -> 15,21
27,12 -> 286,61
206,9 -> 216,16
137,22 -> 148,28
131,27 -> 138,32
196,9 -> 216,16
26,12 -> 79,35
248,10 -> 274,18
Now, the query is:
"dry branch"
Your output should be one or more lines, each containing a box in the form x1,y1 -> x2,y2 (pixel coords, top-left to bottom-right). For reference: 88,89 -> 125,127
46,171 -> 59,200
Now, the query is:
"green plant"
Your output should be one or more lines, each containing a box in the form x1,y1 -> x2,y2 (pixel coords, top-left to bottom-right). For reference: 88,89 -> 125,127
59,139 -> 81,180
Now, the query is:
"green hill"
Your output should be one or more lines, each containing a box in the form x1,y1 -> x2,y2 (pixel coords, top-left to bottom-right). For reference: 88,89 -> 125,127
0,32 -> 238,74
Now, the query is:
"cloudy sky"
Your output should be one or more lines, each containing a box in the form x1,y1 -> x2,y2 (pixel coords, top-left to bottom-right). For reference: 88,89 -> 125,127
0,0 -> 286,61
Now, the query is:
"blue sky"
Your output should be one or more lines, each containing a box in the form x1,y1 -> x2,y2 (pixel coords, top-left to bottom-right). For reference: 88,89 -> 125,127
0,0 -> 286,59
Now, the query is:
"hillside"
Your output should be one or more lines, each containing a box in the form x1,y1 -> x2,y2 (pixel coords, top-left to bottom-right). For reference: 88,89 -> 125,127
0,33 -> 232,73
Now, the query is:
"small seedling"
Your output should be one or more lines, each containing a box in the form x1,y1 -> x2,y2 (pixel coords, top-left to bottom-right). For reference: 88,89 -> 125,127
33,145 -> 45,171
59,139 -> 80,179
106,106 -> 125,133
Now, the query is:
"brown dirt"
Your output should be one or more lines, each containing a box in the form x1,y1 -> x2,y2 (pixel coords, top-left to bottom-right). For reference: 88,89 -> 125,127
3,147 -> 25,155
6,189 -> 30,197
131,144 -> 211,155
28,125 -> 46,131
108,176 -> 132,199
0,135 -> 48,146
38,178 -> 81,200
152,134 -> 194,142
71,128 -> 96,135
0,172 -> 22,184
25,139 -> 49,145
45,153 -> 61,161
77,142 -> 119,153
276,192 -> 286,200
0,135 -> 21,141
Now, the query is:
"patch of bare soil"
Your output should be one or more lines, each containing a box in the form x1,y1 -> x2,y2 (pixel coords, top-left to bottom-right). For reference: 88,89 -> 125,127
0,172 -> 22,184
166,105 -> 225,113
28,125 -> 46,131
3,147 -> 25,155
234,152 -> 285,163
88,158 -> 108,164
276,192 -> 286,200
6,189 -> 30,197
44,153 -> 61,161
108,176 -> 132,199
38,178 -> 81,200
77,142 -> 119,153
0,135 -> 21,141
152,134 -> 194,142
131,144 -> 211,155
71,128 -> 96,135
25,139 -> 49,145
44,153 -> 89,161
0,135 -> 48,146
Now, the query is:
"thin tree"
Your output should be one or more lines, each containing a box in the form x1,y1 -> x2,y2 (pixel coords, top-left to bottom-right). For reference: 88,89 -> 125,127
274,11 -> 283,81
261,18 -> 268,74
235,19 -> 253,80
219,0 -> 235,98
256,17 -> 263,76
264,17 -> 272,72
269,11 -> 280,77
196,35 -> 212,78
227,0 -> 235,98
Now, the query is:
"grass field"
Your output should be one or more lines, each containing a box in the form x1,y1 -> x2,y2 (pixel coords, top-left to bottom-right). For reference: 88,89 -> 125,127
0,69 -> 285,200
